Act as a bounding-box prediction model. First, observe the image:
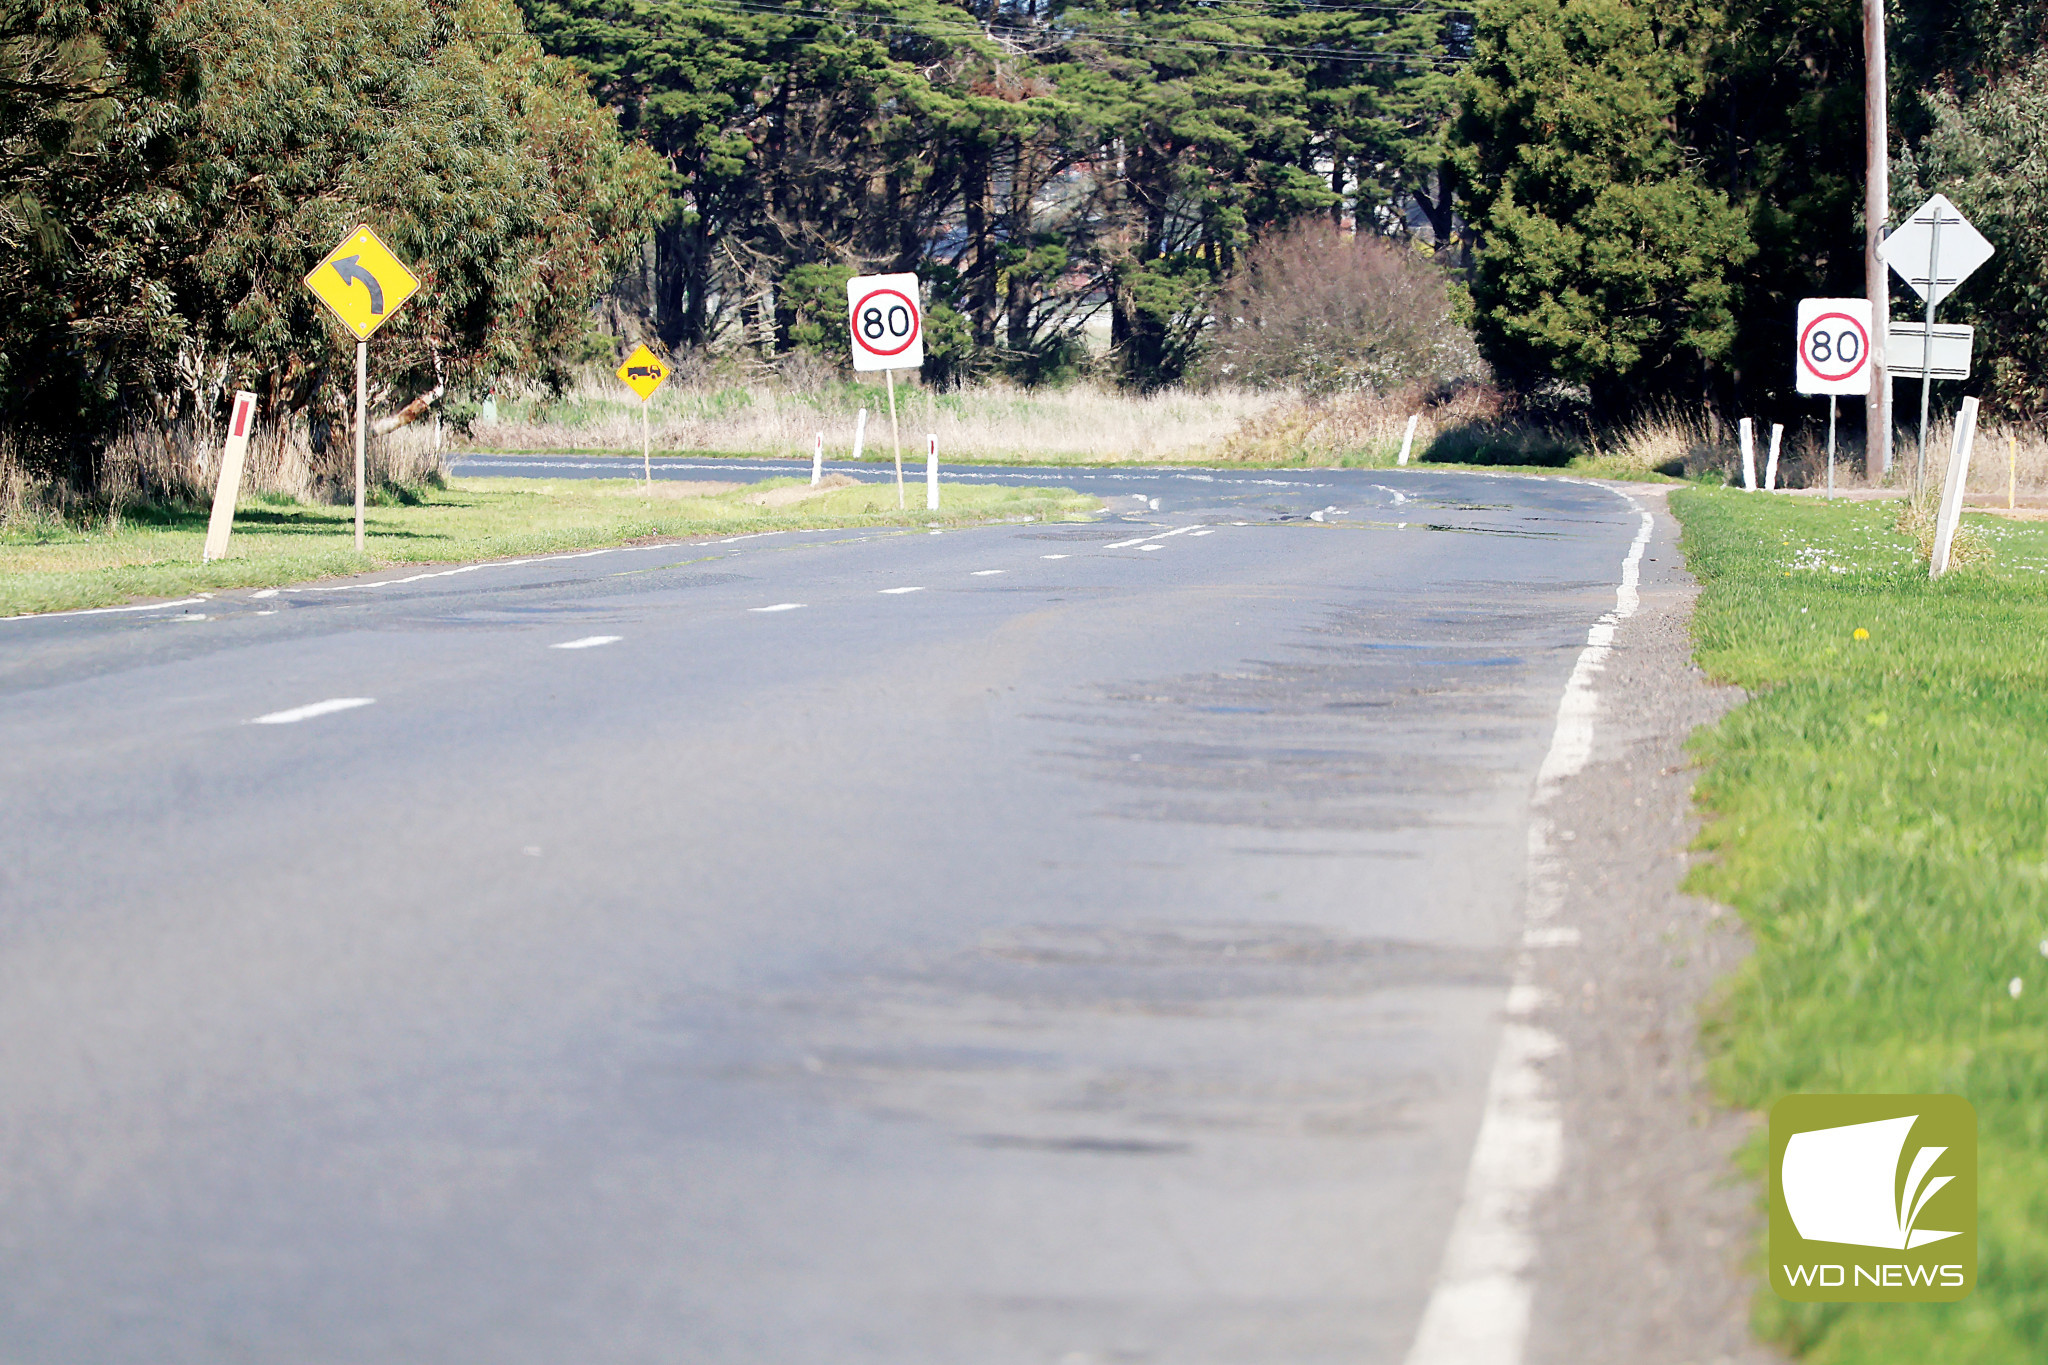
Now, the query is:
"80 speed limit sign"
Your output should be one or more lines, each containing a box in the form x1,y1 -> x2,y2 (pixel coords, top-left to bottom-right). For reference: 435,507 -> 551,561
1794,297 -> 1874,396
847,272 -> 924,373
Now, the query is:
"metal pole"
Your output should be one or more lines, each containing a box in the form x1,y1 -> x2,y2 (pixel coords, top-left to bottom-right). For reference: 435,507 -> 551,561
642,399 -> 651,488
1864,0 -> 1891,478
354,339 -> 367,552
886,367 -> 904,510
1828,396 -> 1838,498
1916,210 -> 1940,494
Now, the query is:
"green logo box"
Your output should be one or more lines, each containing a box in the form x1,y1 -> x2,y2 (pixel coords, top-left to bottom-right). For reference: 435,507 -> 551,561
1769,1094 -> 1976,1302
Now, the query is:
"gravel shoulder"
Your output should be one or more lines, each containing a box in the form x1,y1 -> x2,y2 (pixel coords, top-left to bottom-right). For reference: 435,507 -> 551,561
1524,486 -> 1784,1365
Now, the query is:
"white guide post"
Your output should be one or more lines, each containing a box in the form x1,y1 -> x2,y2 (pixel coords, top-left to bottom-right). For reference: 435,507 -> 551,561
1398,414 -> 1420,466
202,390 -> 258,563
1930,395 -> 1980,578
812,431 -> 824,487
354,340 -> 368,551
926,434 -> 939,511
1765,423 -> 1784,490
1740,418 -> 1757,490
851,407 -> 868,464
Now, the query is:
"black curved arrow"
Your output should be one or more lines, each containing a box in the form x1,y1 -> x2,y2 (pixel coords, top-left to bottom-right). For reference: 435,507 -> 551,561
331,254 -> 384,314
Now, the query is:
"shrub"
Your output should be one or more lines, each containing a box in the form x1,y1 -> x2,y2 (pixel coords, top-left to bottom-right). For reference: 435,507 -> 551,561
1200,222 -> 1483,395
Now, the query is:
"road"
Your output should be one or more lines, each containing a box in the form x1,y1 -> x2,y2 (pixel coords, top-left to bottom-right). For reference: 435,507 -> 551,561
1,465 -> 1656,1364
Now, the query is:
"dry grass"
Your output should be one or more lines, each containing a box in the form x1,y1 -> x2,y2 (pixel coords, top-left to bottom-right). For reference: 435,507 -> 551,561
1215,384 -> 1564,466
467,372 -> 1284,465
1705,412 -> 2048,497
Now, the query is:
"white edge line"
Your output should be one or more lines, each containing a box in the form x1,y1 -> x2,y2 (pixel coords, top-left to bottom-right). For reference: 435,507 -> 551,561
749,603 -> 805,613
1402,492 -> 1653,1365
880,587 -> 925,594
249,697 -> 376,725
1,596 -> 209,624
551,635 -> 622,650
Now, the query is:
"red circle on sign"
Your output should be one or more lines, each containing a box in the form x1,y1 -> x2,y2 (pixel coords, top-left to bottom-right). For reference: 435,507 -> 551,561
1799,312 -> 1870,383
850,287 -> 921,357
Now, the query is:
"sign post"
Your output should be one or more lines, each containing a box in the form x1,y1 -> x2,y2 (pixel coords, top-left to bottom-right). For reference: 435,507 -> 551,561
847,272 -> 925,510
304,225 -> 420,551
202,391 -> 258,562
1795,298 -> 1874,498
1881,195 -> 1993,491
615,343 -> 672,487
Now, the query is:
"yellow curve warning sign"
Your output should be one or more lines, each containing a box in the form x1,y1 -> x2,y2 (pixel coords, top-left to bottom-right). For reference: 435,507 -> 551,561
305,225 -> 420,341
616,343 -> 671,402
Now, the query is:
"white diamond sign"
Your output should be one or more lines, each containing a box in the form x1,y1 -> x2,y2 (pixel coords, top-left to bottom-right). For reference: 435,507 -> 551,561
1881,194 -> 1994,306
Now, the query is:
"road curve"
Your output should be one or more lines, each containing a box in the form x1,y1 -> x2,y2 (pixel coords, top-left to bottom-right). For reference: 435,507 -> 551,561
1,467 -> 1649,1364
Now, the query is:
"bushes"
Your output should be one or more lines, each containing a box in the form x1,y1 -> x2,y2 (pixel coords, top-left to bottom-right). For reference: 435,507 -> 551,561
1201,221 -> 1482,395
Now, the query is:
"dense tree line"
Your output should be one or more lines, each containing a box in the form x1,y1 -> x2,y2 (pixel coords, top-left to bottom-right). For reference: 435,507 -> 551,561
8,0 -> 2048,499
517,0 -> 1467,388
1456,0 -> 2048,424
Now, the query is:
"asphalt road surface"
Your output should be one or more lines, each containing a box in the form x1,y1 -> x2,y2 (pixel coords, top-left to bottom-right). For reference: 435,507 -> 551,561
2,465 -> 1652,1364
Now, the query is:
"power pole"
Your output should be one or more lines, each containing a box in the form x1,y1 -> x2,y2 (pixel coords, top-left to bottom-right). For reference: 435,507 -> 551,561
1865,0 -> 1891,478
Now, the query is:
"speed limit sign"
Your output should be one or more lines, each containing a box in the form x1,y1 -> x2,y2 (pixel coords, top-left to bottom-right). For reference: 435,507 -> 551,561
1795,297 -> 1874,396
847,272 -> 924,373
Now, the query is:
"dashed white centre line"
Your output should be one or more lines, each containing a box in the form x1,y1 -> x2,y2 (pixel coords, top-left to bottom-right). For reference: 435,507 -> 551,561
250,698 -> 375,725
880,587 -> 925,595
552,635 -> 621,650
971,570 -> 1006,576
750,603 -> 806,613
1041,554 -> 1069,560
1139,544 -> 1163,551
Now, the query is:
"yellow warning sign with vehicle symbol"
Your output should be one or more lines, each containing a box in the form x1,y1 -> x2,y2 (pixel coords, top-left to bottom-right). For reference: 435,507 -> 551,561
616,344 -> 671,402
304,225 -> 419,341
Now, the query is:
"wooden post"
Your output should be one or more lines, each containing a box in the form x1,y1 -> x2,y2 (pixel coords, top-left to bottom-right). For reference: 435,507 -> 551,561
1864,0 -> 1891,478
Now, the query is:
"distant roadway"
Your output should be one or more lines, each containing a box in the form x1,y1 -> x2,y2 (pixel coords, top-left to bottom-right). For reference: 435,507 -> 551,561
1,461 -> 1652,1364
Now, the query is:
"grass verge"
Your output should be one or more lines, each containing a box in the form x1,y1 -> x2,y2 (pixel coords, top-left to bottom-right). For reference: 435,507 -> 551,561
1671,488 -> 2048,1362
0,477 -> 1100,617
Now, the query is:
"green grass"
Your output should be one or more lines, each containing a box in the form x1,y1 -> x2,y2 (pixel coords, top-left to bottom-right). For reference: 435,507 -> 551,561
0,477 -> 1100,617
1671,488 -> 2048,1362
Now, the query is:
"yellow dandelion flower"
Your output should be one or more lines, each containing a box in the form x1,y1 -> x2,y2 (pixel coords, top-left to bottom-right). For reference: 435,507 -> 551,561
1853,627 -> 1870,640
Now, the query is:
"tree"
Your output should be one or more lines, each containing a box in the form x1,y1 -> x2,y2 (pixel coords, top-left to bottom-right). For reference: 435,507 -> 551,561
1903,52 -> 2048,417
1453,0 -> 1752,415
1203,220 -> 1480,393
0,0 -> 661,490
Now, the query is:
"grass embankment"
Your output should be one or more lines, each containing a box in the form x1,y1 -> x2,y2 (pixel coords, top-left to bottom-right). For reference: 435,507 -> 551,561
0,476 -> 1099,617
1672,488 -> 2048,1362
